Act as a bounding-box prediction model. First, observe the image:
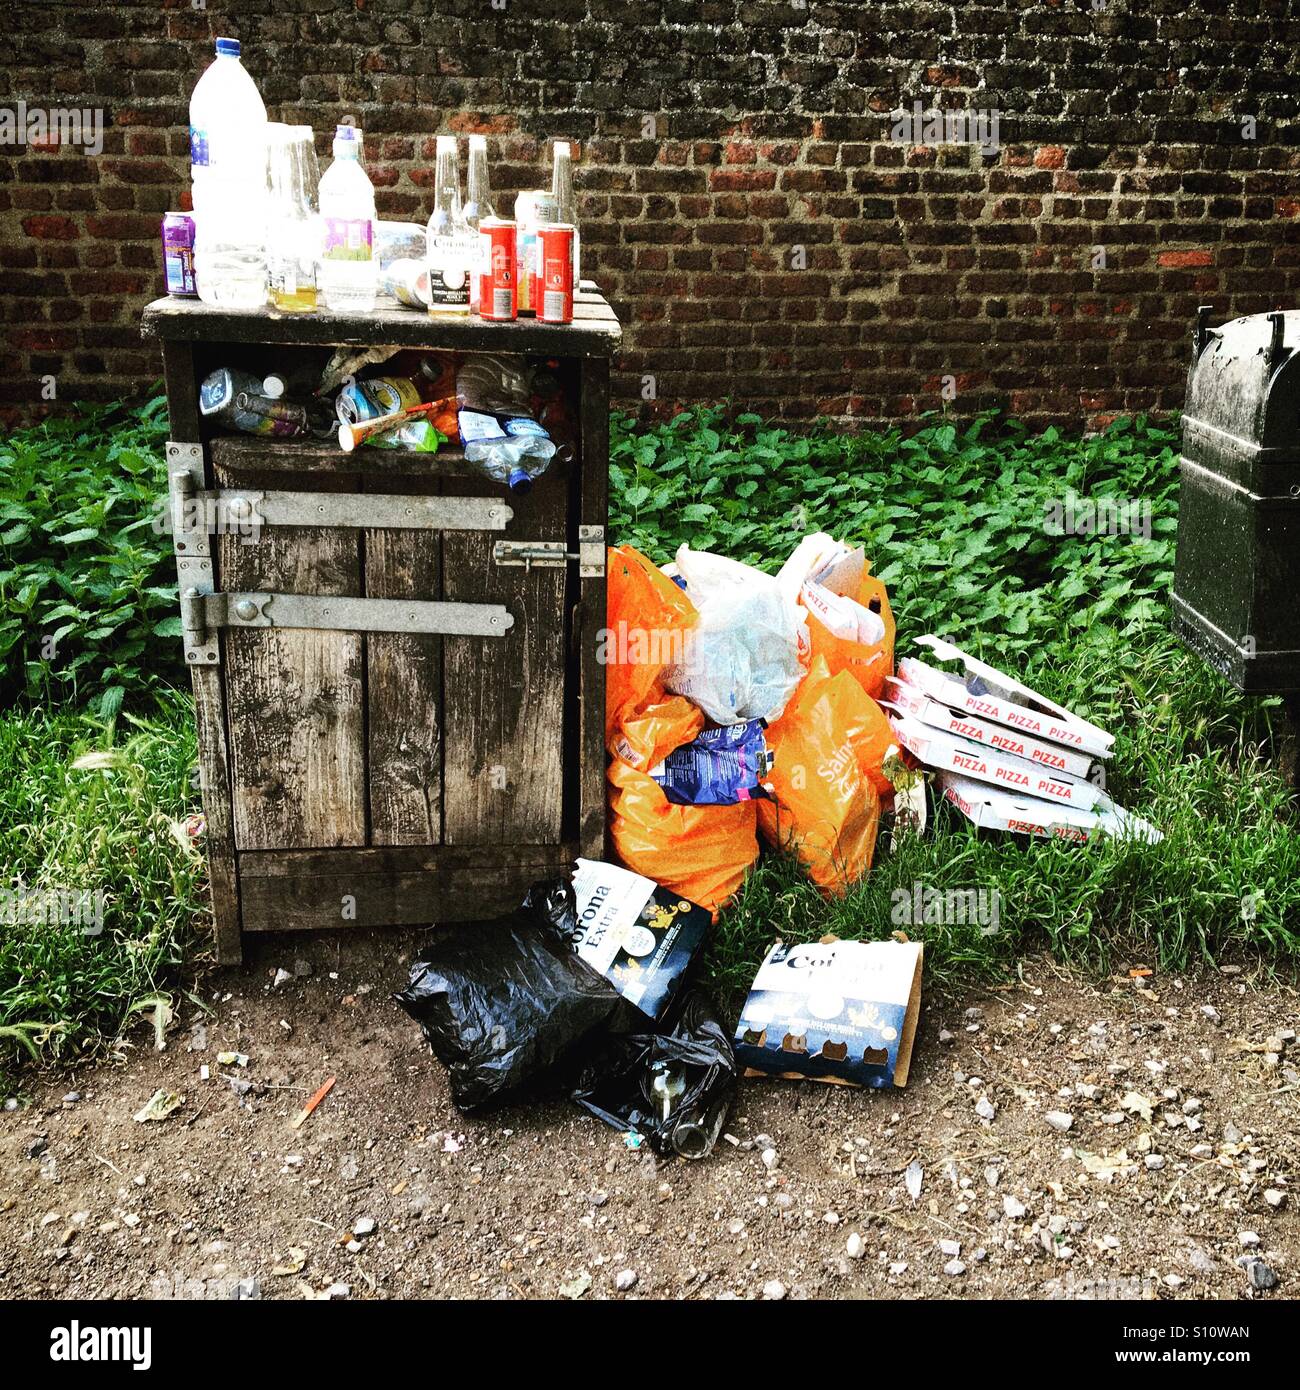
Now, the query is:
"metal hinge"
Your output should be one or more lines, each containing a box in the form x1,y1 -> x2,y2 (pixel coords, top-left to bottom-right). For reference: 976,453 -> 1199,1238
493,526 -> 604,577
180,590 -> 513,661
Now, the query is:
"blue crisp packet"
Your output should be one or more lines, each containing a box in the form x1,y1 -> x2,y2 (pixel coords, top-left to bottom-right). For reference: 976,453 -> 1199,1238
734,939 -> 923,1089
648,719 -> 773,806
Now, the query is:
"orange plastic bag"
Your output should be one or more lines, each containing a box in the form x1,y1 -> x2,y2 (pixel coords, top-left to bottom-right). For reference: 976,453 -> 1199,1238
604,547 -> 700,769
802,569 -> 895,701
608,759 -> 759,915
757,657 -> 893,895
610,695 -> 705,773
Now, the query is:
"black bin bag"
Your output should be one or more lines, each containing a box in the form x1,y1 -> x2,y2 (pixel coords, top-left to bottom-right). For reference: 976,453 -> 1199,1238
394,879 -> 635,1110
571,990 -> 738,1160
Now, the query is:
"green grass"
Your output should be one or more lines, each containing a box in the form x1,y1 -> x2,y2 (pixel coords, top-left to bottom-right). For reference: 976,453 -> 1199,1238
610,405 -> 1300,994
0,694 -> 205,1093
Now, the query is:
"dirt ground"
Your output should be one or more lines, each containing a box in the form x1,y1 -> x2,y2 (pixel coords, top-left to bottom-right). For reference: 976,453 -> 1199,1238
1,930 -> 1297,1301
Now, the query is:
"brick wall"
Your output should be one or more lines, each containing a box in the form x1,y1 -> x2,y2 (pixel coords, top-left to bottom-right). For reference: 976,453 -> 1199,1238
3,1 -> 1300,430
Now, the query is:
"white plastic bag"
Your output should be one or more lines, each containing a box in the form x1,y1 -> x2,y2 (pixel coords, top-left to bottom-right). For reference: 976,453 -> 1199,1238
662,545 -> 807,724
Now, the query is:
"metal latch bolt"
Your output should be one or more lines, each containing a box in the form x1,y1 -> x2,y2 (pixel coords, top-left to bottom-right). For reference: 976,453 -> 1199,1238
493,526 -> 604,577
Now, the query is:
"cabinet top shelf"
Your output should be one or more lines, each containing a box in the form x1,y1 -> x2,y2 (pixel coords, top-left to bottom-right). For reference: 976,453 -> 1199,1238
142,282 -> 622,357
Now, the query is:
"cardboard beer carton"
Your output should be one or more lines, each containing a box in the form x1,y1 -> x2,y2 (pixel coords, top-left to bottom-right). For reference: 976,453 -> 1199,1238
885,710 -> 1107,810
899,635 -> 1114,758
734,938 -> 923,1089
881,674 -> 1098,780
569,858 -> 709,1021
937,771 -> 1163,844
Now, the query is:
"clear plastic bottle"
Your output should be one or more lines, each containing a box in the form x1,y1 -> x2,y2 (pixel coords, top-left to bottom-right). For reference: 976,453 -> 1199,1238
318,123 -> 378,313
189,36 -> 269,308
464,134 -> 494,313
426,136 -> 473,316
266,124 -> 321,313
550,140 -> 581,286
456,354 -> 556,493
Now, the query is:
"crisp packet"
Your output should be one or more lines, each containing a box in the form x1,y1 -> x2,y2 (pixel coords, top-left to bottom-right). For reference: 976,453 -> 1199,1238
648,719 -> 773,805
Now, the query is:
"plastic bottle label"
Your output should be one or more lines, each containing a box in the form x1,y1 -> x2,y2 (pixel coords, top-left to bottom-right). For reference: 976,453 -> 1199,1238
323,217 -> 374,261
189,127 -> 210,166
457,410 -> 506,443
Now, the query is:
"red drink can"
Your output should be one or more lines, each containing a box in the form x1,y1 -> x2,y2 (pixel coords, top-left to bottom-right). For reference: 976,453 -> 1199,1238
477,217 -> 517,321
536,223 -> 575,324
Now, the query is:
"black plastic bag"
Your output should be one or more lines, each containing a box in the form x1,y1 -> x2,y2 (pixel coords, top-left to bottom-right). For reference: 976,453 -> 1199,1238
571,989 -> 738,1159
394,879 -> 635,1110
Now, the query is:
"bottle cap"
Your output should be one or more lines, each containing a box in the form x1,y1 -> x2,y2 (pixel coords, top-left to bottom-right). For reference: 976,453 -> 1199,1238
469,134 -> 487,151
507,468 -> 533,494
436,135 -> 457,155
333,123 -> 363,158
215,37 -> 241,57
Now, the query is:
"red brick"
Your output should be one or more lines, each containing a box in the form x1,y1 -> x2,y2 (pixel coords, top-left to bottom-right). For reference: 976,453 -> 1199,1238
1157,249 -> 1214,268
21,215 -> 78,240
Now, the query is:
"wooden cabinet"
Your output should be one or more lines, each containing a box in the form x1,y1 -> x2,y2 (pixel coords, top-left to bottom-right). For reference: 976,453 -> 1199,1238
142,289 -> 620,962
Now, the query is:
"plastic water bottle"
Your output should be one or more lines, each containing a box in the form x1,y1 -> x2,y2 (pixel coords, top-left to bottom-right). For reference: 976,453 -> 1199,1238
318,123 -> 378,313
189,37 -> 269,308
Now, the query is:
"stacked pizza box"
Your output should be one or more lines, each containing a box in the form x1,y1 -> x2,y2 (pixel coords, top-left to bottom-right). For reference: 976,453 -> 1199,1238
880,635 -> 1161,844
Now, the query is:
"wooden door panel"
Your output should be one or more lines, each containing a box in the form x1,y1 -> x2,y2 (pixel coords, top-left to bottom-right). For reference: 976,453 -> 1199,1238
440,461 -> 569,845
217,465 -> 367,851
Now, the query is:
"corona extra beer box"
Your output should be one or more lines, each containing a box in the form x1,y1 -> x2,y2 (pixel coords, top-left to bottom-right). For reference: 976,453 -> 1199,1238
568,858 -> 709,1021
734,938 -> 923,1090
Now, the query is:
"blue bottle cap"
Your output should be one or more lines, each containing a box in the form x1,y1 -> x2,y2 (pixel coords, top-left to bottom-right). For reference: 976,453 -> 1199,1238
507,468 -> 533,494
215,37 -> 241,57
335,123 -> 361,142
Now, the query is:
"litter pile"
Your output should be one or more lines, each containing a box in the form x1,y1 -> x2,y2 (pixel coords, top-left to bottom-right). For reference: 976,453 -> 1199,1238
197,350 -> 576,493
605,534 -> 897,910
397,534 -> 1162,1152
395,859 -> 737,1159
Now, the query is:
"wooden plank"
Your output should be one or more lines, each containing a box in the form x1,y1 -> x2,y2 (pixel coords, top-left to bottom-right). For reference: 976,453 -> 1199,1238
238,843 -> 578,931
578,355 -> 611,859
211,435 -> 482,480
364,468 -> 443,846
216,461 -> 367,851
141,293 -> 622,356
441,458 -> 569,846
161,338 -> 244,965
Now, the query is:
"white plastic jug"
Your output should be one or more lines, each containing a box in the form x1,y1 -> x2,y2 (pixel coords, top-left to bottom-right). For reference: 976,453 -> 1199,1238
189,36 -> 269,308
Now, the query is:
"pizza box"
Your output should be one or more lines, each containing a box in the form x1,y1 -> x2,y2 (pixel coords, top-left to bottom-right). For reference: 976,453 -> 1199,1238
881,674 -> 1097,780
884,709 -> 1107,810
898,635 -> 1114,758
937,771 -> 1162,844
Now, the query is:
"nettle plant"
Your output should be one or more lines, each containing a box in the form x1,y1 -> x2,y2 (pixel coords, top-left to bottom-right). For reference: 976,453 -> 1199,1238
0,395 -> 186,716
610,405 -> 1180,708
